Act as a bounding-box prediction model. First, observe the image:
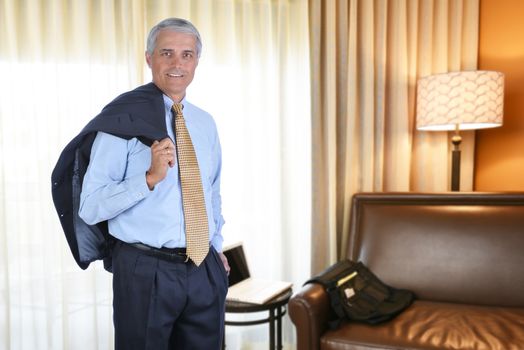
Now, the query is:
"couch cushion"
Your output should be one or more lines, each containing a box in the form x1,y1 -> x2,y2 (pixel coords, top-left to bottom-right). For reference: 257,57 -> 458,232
320,300 -> 524,350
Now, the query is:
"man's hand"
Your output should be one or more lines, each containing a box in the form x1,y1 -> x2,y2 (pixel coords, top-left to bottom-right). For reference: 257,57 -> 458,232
146,138 -> 176,190
219,252 -> 230,275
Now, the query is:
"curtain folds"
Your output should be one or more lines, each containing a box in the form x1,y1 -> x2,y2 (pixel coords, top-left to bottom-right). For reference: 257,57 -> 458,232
0,0 -> 310,349
310,0 -> 479,273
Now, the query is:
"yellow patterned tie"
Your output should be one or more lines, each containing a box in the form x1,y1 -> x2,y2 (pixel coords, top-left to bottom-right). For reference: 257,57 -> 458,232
172,103 -> 209,266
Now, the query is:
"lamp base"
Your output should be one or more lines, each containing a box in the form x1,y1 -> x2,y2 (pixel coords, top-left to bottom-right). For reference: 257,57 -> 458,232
451,131 -> 461,191
451,148 -> 460,191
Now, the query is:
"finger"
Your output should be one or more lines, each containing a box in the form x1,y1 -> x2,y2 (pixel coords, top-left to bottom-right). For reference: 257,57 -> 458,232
152,138 -> 172,147
154,143 -> 175,157
156,139 -> 168,149
152,144 -> 172,156
166,153 -> 175,166
158,137 -> 174,148
164,143 -> 176,154
161,148 -> 175,157
151,140 -> 163,151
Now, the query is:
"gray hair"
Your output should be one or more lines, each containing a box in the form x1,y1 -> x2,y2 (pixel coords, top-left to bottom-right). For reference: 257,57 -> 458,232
146,18 -> 202,57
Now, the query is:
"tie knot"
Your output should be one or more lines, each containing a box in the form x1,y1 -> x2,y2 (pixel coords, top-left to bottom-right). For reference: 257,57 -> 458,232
172,103 -> 184,118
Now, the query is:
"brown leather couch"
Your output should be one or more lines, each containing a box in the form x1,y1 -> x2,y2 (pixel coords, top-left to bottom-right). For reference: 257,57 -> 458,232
289,193 -> 524,350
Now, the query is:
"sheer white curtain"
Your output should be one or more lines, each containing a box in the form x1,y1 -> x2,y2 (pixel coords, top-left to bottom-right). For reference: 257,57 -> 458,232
189,1 -> 311,348
0,0 -> 310,349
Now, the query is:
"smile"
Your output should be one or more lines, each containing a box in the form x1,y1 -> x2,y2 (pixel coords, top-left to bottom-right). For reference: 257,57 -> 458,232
167,73 -> 183,78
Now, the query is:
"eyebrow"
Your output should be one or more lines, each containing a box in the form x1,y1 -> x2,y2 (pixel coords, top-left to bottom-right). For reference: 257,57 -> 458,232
158,48 -> 195,54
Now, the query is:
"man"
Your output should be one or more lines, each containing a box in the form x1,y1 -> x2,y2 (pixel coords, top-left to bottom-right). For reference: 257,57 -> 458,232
53,18 -> 229,349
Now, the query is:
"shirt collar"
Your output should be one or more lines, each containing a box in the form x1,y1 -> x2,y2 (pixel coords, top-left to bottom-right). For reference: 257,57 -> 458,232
162,94 -> 187,111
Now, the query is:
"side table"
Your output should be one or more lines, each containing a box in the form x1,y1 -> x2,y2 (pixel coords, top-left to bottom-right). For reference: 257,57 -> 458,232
222,289 -> 292,350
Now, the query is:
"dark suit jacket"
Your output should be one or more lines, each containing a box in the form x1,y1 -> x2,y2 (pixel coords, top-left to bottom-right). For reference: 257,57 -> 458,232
51,83 -> 169,271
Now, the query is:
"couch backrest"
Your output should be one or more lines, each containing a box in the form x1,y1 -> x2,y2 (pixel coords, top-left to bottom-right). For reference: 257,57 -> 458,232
346,193 -> 524,307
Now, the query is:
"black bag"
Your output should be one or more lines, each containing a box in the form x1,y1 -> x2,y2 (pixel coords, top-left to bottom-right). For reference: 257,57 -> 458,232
306,259 -> 414,327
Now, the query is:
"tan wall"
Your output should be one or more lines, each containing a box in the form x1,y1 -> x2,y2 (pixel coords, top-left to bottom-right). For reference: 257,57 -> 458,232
475,0 -> 524,190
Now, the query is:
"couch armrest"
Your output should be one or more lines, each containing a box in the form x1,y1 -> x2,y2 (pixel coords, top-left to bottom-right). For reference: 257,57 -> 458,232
289,283 -> 331,350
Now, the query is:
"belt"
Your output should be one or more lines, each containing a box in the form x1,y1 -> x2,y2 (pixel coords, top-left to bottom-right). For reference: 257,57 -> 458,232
127,242 -> 189,263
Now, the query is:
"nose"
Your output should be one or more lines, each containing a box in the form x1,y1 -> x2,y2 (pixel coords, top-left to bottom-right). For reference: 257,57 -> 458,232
171,54 -> 182,68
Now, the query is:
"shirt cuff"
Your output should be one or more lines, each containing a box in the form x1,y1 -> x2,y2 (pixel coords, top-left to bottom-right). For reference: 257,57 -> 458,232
126,172 -> 152,201
211,234 -> 223,253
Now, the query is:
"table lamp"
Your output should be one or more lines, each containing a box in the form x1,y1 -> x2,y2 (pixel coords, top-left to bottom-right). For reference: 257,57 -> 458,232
416,70 -> 504,191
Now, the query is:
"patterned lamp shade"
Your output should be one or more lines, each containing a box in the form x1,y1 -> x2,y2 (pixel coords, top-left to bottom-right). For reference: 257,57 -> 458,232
416,71 -> 504,131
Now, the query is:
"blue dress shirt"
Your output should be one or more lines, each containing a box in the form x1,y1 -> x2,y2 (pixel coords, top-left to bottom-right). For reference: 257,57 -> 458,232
79,95 -> 225,251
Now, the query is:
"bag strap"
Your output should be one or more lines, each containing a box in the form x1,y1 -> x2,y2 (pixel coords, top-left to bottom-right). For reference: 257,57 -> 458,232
304,259 -> 358,287
305,259 -> 360,328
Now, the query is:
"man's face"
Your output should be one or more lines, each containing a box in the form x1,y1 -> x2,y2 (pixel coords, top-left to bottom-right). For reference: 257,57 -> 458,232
146,30 -> 199,102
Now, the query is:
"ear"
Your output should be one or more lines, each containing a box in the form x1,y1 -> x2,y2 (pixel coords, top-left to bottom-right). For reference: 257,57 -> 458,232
145,51 -> 152,68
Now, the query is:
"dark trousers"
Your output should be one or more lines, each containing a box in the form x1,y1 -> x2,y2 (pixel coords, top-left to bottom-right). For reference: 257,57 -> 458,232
112,242 -> 228,350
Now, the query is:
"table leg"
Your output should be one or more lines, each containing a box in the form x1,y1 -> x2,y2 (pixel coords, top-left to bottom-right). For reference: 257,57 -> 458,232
269,307 -> 275,349
277,306 -> 283,349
